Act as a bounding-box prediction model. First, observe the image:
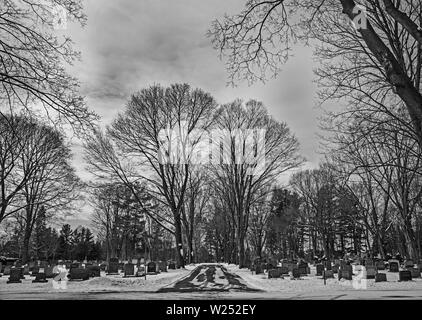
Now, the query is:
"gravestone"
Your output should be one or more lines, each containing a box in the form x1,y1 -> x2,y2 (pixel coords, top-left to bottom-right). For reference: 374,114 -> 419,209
339,265 -> 353,280
107,258 -> 119,275
32,268 -> 48,283
0,262 -> 2,274
31,266 -> 40,276
45,266 -> 56,279
323,270 -> 334,279
404,260 -> 414,269
409,268 -> 421,278
87,265 -> 101,277
389,260 -> 400,272
124,263 -> 135,278
254,264 -> 262,275
147,261 -> 157,273
4,265 -> 11,275
398,270 -> 412,282
168,261 -> 176,270
268,269 -> 282,279
297,262 -> 309,276
291,268 -> 301,279
69,268 -> 90,281
375,273 -> 387,282
316,264 -> 324,276
375,260 -> 385,270
364,266 -> 377,279
23,265 -> 30,276
158,261 -> 167,273
279,266 -> 289,275
7,268 -> 23,284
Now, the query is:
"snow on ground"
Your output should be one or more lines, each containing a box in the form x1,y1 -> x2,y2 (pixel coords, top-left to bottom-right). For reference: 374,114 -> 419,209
0,268 -> 189,295
224,264 -> 422,299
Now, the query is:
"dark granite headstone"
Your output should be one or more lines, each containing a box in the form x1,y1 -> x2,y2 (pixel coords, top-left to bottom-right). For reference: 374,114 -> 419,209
375,273 -> 387,282
291,268 -> 301,279
338,265 -> 353,280
316,264 -> 324,276
168,261 -> 176,270
268,269 -> 282,279
107,259 -> 119,275
399,270 -> 412,282
69,268 -> 90,281
32,269 -> 48,283
389,260 -> 399,272
409,268 -> 421,278
147,261 -> 157,273
254,264 -> 262,275
7,268 -> 22,284
323,270 -> 334,279
364,266 -> 377,279
332,264 -> 339,274
297,262 -> 309,275
87,265 -> 101,277
124,263 -> 135,277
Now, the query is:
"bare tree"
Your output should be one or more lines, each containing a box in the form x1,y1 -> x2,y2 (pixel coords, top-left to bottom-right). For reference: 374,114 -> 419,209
85,83 -> 217,268
211,99 -> 302,267
209,0 -> 422,144
0,0 -> 97,129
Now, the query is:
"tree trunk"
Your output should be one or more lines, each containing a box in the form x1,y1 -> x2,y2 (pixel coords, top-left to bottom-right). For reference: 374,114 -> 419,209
174,215 -> 185,268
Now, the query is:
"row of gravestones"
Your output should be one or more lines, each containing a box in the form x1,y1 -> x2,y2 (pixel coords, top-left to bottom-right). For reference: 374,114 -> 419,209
250,259 -> 311,279
105,259 -> 177,277
247,258 -> 421,282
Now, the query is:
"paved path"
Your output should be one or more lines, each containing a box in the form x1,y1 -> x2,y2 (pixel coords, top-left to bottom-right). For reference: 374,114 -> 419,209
158,264 -> 261,293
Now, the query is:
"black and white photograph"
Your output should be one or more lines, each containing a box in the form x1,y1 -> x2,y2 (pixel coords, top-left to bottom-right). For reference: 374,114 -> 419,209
1,0 -> 422,309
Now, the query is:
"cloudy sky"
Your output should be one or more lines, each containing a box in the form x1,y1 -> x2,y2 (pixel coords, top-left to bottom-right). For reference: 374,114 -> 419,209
66,0 -> 323,225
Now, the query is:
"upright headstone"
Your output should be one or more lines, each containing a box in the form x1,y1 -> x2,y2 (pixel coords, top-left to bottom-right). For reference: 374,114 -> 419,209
107,258 -> 119,275
316,264 -> 324,276
389,260 -> 400,272
297,262 -> 309,275
291,268 -> 301,279
32,268 -> 48,283
136,265 -> 146,277
168,261 -> 176,270
147,261 -> 157,273
339,265 -> 353,281
409,268 -> 421,279
7,268 -> 23,284
399,270 -> 412,282
375,273 -> 387,282
255,264 -> 262,275
69,268 -> 90,281
45,266 -> 56,279
268,269 -> 282,279
124,263 -> 135,278
364,266 -> 377,279
87,265 -> 101,277
404,260 -> 414,269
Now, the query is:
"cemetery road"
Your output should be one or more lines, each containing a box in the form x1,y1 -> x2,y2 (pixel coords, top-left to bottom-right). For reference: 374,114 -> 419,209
158,264 -> 261,293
